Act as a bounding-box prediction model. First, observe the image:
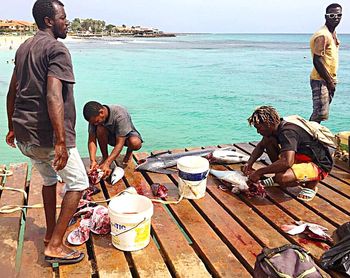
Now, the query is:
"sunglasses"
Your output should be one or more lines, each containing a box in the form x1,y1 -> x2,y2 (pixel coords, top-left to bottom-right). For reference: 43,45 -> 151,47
325,13 -> 342,19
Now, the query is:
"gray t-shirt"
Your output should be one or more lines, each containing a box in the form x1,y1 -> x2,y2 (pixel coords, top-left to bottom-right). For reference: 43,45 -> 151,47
88,105 -> 141,139
12,30 -> 76,148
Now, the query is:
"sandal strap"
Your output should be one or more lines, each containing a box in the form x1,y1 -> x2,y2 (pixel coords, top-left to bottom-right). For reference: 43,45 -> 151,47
299,188 -> 316,197
63,250 -> 79,259
262,177 -> 276,187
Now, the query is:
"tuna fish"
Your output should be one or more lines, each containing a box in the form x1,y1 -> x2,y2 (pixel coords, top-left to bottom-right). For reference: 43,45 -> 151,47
111,166 -> 124,185
211,149 -> 251,164
136,147 -> 234,174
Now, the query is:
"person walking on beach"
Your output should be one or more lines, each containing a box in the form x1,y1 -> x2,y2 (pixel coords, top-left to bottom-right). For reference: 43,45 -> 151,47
83,101 -> 143,177
6,0 -> 87,264
309,3 -> 342,123
242,106 -> 333,202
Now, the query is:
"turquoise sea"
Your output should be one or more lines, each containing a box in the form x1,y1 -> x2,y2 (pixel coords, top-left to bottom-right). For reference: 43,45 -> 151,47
0,33 -> 349,166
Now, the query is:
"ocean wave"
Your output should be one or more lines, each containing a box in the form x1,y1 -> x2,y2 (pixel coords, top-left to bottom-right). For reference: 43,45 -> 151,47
107,41 -> 124,45
127,40 -> 168,44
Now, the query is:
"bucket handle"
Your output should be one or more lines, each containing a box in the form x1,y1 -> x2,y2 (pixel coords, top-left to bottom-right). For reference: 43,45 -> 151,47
111,217 -> 147,237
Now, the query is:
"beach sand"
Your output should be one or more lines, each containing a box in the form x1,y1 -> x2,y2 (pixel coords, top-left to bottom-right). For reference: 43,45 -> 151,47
0,35 -> 33,51
0,35 -> 82,52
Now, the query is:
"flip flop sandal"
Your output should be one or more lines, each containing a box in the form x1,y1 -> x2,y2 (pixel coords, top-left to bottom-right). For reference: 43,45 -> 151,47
45,250 -> 84,265
297,187 -> 318,202
261,177 -> 279,187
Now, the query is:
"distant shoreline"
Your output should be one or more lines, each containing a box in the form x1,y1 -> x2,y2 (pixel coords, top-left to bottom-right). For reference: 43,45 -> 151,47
1,32 -> 349,51
0,33 -> 177,51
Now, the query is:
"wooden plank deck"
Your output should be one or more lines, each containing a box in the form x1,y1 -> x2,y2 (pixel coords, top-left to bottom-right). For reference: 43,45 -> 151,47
0,142 -> 349,277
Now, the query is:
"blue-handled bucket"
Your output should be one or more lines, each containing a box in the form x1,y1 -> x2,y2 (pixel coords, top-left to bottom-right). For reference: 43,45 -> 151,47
177,156 -> 209,199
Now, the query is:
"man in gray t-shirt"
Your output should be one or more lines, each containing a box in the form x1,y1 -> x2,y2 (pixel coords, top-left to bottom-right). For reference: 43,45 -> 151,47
6,0 -> 86,265
83,101 -> 143,177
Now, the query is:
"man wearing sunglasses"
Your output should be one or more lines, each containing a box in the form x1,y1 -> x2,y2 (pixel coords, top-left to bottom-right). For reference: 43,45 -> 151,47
309,3 -> 342,123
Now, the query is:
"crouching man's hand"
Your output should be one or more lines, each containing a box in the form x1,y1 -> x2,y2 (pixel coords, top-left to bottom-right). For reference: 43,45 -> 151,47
248,170 -> 261,183
242,162 -> 254,176
99,162 -> 112,178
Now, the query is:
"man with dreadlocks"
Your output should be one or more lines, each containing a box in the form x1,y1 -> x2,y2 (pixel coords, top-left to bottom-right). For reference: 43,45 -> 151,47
242,106 -> 333,202
6,0 -> 87,264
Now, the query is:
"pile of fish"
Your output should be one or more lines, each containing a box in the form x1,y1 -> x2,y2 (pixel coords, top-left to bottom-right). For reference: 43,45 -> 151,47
245,181 -> 266,198
67,205 -> 111,245
88,169 -> 104,185
82,184 -> 101,201
87,166 -> 124,185
151,183 -> 168,198
281,221 -> 332,242
210,169 -> 266,198
136,147 -> 252,174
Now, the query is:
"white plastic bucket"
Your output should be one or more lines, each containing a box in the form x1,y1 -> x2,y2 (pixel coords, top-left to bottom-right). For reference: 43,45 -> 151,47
177,156 -> 209,199
108,193 -> 154,251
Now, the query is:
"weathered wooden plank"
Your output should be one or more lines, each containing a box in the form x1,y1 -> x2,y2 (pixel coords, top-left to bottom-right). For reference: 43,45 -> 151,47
215,162 -> 330,260
17,164 -> 90,277
78,158 -> 132,278
312,183 -> 350,214
132,152 -> 211,277
143,164 -> 251,277
90,181 -> 132,278
210,145 -> 332,277
263,187 -> 336,232
328,166 -> 350,183
320,175 -> 350,199
285,186 -> 350,225
198,147 -> 328,277
105,176 -> 172,278
0,163 -> 27,277
59,215 -> 91,278
105,168 -> 172,278
58,162 -> 94,277
206,171 -> 290,248
333,158 -> 350,174
19,167 -> 53,277
231,143 -> 346,277
170,148 -> 263,268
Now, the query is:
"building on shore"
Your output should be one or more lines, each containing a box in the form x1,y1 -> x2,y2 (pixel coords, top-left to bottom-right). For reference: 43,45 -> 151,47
0,20 -> 36,34
0,18 -> 175,38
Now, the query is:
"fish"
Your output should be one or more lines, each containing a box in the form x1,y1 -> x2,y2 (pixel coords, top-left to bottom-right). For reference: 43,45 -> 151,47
136,147 -> 235,174
111,166 -> 124,185
211,149 -> 251,164
281,221 -> 332,242
151,183 -> 168,198
210,169 -> 249,192
88,169 -> 104,185
210,169 -> 266,197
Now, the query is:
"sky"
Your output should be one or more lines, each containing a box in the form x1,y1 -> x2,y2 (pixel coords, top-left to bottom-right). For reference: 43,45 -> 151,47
2,0 -> 349,33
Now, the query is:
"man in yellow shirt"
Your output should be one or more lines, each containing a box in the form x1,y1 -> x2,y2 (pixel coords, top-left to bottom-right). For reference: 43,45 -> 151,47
309,3 -> 342,123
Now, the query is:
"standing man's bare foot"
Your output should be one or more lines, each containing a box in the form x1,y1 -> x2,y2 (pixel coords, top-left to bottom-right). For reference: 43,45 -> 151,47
44,244 -> 84,264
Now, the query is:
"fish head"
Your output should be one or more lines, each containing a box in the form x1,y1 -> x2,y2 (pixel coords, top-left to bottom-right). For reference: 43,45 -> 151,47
136,159 -> 166,172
